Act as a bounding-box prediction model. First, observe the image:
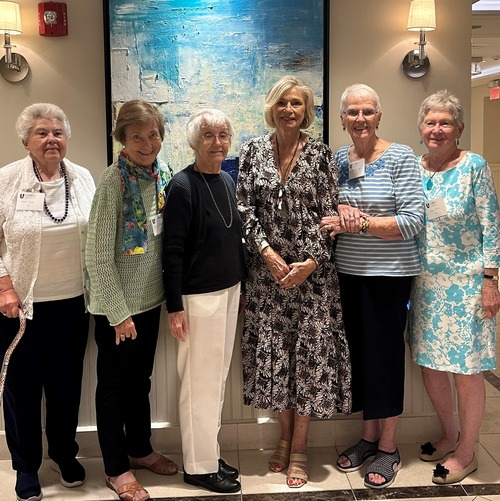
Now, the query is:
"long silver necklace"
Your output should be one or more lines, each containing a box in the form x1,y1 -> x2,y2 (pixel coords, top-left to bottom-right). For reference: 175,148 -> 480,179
198,168 -> 233,229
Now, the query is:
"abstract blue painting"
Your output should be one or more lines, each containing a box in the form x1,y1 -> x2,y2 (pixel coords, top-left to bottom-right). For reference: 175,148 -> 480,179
105,0 -> 327,174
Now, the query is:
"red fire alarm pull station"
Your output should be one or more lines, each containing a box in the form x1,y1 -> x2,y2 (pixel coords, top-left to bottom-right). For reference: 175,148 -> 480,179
38,2 -> 68,36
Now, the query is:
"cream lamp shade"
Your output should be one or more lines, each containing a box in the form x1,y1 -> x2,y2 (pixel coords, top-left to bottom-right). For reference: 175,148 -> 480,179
407,0 -> 436,32
0,1 -> 22,35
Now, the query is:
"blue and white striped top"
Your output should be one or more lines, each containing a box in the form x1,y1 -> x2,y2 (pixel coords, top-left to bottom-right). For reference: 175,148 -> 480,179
334,143 -> 424,276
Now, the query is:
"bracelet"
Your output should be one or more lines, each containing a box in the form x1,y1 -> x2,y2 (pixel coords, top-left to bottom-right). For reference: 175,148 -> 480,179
359,217 -> 370,234
484,274 -> 499,281
258,240 -> 270,254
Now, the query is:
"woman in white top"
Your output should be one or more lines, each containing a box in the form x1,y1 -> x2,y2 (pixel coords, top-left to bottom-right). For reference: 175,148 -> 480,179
0,103 -> 95,501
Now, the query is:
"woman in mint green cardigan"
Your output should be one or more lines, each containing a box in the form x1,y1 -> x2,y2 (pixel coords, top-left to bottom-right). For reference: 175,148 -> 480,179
86,100 -> 175,501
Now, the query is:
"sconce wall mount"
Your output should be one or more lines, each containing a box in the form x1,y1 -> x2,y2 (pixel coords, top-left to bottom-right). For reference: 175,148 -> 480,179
0,1 -> 29,82
402,0 -> 436,79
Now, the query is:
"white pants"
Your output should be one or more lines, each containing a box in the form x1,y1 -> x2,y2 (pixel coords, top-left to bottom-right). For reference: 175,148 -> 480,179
177,283 -> 240,474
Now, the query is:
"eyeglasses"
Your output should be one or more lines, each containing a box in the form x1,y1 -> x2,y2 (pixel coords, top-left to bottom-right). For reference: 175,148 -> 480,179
423,120 -> 455,130
201,131 -> 231,144
343,108 -> 378,118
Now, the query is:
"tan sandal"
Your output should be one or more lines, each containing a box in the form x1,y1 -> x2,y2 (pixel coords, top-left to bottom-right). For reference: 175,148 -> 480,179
129,454 -> 178,475
268,439 -> 291,472
105,478 -> 150,501
286,453 -> 309,488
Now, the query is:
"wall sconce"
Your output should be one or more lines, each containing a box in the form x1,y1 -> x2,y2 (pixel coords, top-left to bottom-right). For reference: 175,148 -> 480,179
0,1 -> 29,82
402,0 -> 436,79
471,57 -> 483,76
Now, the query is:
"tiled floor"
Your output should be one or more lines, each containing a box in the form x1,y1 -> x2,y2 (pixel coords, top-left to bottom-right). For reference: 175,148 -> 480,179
1,372 -> 500,501
2,332 -> 500,501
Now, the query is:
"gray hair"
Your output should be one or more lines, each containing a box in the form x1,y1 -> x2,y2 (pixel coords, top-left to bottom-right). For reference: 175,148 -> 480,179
340,83 -> 381,115
15,103 -> 71,142
264,75 -> 315,129
417,90 -> 464,130
186,108 -> 234,148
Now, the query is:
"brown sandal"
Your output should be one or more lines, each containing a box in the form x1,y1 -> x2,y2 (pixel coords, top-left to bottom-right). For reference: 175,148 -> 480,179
268,439 -> 291,472
129,454 -> 178,475
106,478 -> 150,501
286,453 -> 309,488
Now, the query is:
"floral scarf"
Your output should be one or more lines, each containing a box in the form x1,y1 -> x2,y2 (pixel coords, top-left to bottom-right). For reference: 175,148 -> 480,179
117,151 -> 170,255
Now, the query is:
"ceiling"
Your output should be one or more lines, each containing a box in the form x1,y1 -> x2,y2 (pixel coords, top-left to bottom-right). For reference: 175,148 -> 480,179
471,0 -> 500,84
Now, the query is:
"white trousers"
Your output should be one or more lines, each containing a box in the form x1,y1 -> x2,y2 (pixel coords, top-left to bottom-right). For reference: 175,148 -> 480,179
177,283 -> 240,474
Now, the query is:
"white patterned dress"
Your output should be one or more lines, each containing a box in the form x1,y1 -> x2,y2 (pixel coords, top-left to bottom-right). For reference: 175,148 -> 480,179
409,152 -> 500,374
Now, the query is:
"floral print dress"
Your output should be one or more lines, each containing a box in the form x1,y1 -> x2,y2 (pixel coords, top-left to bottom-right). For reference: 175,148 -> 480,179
236,134 -> 352,418
409,152 -> 500,374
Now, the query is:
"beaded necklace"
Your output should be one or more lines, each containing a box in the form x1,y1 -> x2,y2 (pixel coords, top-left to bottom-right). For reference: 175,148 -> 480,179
32,160 -> 70,223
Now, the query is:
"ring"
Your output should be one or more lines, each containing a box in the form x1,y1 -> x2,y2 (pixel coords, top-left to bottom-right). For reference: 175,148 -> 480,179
292,284 -> 297,288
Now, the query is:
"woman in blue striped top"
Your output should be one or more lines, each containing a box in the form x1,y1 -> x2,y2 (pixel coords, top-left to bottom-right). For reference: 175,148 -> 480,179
320,83 -> 424,489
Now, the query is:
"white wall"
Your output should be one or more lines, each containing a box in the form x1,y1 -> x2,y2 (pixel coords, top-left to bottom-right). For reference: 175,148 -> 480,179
0,0 -> 107,176
329,0 -> 471,155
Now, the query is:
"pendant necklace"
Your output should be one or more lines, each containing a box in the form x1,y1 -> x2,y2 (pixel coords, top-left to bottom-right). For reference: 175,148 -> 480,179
276,133 -> 301,216
32,161 -> 70,223
197,166 -> 233,229
426,171 -> 438,191
425,149 -> 458,191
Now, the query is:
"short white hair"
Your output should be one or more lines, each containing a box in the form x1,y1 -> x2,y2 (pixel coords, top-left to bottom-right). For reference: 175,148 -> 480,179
15,103 -> 71,142
185,108 -> 234,149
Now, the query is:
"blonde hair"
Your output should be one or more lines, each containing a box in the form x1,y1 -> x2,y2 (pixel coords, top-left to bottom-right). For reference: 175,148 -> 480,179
264,75 -> 315,129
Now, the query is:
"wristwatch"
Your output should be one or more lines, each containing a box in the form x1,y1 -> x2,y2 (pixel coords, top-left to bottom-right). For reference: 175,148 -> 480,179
484,274 -> 499,281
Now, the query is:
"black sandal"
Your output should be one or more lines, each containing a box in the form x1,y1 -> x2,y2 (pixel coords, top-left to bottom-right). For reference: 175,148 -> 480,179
364,448 -> 402,489
336,439 -> 379,472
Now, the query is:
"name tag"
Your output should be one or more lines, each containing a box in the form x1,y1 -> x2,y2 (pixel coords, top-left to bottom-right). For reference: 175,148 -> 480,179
349,158 -> 365,180
425,197 -> 448,220
150,213 -> 163,236
16,191 -> 45,211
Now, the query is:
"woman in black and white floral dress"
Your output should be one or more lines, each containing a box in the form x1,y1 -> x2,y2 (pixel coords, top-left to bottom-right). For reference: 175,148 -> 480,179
237,75 -> 351,489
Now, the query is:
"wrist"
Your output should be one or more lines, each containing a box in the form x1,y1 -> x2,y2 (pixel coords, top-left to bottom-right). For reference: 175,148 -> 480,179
359,216 -> 370,234
258,240 -> 270,254
484,274 -> 499,281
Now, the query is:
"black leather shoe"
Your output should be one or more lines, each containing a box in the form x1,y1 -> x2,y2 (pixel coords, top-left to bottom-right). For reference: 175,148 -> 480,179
219,458 -> 239,479
51,458 -> 86,487
15,472 -> 42,501
184,470 -> 241,493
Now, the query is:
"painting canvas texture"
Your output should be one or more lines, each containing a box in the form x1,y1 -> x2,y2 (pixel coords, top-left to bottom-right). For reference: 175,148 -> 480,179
108,0 -> 326,174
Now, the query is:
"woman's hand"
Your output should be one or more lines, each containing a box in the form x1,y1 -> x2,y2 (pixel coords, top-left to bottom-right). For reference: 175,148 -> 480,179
280,258 -> 317,289
338,204 -> 368,233
114,316 -> 137,345
168,311 -> 189,342
261,247 -> 290,283
0,283 -> 21,318
320,215 -> 344,238
482,281 -> 500,319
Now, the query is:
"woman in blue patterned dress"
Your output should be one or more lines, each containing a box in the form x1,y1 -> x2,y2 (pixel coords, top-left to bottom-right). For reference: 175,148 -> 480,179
409,90 -> 500,484
237,75 -> 351,489
320,83 -> 424,489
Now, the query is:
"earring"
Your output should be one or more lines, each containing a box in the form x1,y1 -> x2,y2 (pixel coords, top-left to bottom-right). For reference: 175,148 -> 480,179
420,139 -> 423,145
343,127 -> 346,131
457,139 -> 460,146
